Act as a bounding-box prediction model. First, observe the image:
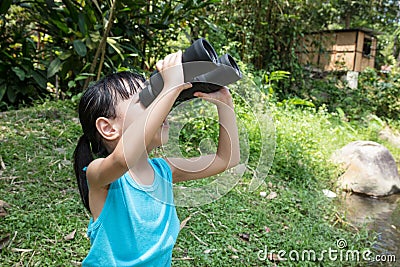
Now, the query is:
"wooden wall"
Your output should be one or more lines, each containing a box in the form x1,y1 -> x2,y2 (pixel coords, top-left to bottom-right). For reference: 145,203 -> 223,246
298,30 -> 376,72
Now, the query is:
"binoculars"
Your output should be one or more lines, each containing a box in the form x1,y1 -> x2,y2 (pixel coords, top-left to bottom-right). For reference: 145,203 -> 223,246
139,38 -> 242,107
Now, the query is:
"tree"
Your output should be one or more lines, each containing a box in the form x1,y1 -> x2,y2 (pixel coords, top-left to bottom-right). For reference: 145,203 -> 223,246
0,0 -> 216,108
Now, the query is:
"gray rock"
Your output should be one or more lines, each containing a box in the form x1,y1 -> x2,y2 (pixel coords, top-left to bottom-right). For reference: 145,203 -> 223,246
331,141 -> 400,196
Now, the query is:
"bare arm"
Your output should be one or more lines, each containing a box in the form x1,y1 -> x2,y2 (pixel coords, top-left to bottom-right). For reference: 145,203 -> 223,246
167,87 -> 240,183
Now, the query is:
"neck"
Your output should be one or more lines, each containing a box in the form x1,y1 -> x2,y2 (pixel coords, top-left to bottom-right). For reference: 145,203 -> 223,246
129,150 -> 155,186
134,151 -> 149,169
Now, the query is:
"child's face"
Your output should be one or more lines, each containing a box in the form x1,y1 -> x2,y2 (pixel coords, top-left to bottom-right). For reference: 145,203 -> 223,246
114,94 -> 170,150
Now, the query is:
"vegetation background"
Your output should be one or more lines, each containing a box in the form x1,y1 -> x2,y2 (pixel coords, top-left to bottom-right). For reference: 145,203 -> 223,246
1,0 -> 400,266
1,0 -> 400,113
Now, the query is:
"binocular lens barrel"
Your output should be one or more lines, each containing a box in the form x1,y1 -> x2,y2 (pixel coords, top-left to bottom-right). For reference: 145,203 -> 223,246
219,54 -> 241,76
182,39 -> 218,63
139,38 -> 242,107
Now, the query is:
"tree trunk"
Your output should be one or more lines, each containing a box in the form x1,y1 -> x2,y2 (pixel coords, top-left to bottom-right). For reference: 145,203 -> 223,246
83,0 -> 118,90
344,13 -> 351,28
396,1 -> 400,66
140,0 -> 151,70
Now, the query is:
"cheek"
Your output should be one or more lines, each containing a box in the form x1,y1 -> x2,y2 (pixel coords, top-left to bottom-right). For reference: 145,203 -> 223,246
122,103 -> 145,130
123,117 -> 132,130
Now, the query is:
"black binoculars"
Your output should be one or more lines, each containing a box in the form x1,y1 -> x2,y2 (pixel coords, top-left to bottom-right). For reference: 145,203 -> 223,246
139,38 -> 242,107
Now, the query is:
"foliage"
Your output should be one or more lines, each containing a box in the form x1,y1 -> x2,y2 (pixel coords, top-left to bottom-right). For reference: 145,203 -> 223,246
0,0 -> 218,109
324,0 -> 398,29
323,0 -> 400,68
357,68 -> 400,120
1,0 -> 400,126
178,116 -> 219,158
298,68 -> 400,121
206,0 -> 314,82
204,0 -> 400,96
1,99 -> 389,266
0,5 -> 48,109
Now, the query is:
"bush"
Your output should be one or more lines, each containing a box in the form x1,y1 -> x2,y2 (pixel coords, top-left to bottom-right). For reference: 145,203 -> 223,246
0,5 -> 48,109
298,68 -> 400,121
358,68 -> 400,120
0,0 -> 218,110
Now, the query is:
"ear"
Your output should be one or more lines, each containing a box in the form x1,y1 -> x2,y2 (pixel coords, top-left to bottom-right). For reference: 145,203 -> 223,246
95,117 -> 120,141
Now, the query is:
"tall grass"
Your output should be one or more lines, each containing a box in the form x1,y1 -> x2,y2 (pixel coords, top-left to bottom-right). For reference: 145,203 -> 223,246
1,97 -> 398,266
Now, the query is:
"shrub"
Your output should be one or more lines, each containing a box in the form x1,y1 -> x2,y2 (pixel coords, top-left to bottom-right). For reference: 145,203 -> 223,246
358,68 -> 400,120
298,68 -> 400,121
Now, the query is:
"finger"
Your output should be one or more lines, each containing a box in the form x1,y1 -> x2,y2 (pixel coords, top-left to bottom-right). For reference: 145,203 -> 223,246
179,82 -> 192,90
221,87 -> 230,93
163,54 -> 174,66
175,50 -> 182,63
167,51 -> 182,67
194,92 -> 208,98
156,60 -> 164,72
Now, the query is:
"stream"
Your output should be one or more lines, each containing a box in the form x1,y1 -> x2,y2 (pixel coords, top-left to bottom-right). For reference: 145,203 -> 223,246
340,193 -> 400,266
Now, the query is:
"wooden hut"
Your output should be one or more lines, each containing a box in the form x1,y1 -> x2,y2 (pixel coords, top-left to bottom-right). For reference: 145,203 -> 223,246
298,28 -> 378,72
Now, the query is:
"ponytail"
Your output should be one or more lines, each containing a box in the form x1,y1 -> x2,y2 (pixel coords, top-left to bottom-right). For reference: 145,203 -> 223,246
73,135 -> 93,212
74,71 -> 144,213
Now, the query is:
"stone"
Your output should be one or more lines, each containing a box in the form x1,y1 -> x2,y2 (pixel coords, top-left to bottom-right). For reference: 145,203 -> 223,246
331,141 -> 400,196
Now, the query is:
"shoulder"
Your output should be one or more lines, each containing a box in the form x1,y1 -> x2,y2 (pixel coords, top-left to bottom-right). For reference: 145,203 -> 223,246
149,158 -> 172,181
86,155 -> 128,189
149,157 -> 170,169
86,158 -> 104,187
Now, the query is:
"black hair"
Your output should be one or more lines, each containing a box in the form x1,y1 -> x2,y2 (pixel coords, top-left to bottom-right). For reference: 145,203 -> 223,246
73,71 -> 145,212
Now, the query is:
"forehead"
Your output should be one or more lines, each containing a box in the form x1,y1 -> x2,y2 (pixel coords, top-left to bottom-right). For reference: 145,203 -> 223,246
119,78 -> 145,94
113,76 -> 146,118
115,93 -> 144,119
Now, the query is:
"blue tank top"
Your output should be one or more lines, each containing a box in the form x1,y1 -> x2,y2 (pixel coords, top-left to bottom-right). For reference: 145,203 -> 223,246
82,158 -> 180,267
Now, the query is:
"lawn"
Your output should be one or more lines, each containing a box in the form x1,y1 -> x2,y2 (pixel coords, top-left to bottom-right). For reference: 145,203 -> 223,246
1,99 -> 395,266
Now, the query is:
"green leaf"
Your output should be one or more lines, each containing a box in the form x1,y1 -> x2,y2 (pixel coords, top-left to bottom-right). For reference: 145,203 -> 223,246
73,40 -> 87,57
59,51 -> 72,60
0,83 -> 6,101
74,74 -> 94,81
270,71 -> 291,81
78,13 -> 88,36
12,67 -> 26,81
7,86 -> 17,103
47,58 -> 62,78
32,71 -> 47,89
174,3 -> 184,13
106,37 -> 124,60
68,80 -> 76,88
285,98 -> 315,107
50,18 -> 70,34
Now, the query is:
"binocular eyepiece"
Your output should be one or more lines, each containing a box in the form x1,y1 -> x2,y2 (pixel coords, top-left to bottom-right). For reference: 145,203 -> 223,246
139,38 -> 242,107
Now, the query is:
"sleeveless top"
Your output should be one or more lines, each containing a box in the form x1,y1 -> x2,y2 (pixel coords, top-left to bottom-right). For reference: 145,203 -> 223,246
82,158 -> 180,267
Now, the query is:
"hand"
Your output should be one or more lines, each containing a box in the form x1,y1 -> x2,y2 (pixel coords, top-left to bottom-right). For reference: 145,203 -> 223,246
193,87 -> 233,106
156,50 -> 191,92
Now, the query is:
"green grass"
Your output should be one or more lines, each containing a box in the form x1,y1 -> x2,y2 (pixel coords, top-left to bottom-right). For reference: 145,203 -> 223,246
1,100 -> 398,266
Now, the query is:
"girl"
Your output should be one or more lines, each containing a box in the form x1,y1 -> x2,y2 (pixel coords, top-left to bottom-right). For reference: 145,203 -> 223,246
73,50 -> 240,266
